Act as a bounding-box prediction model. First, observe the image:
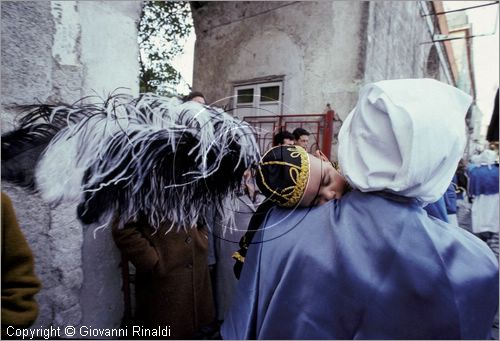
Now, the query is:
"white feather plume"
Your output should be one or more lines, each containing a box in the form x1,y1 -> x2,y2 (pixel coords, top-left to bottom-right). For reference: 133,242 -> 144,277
34,93 -> 260,232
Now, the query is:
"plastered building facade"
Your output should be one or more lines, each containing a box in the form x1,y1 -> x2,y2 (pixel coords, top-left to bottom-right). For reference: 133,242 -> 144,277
191,1 -> 462,158
1,1 -> 141,333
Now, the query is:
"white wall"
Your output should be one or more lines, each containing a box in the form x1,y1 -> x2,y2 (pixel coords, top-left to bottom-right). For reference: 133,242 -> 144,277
192,1 -> 365,119
191,1 -> 449,160
1,1 -> 141,334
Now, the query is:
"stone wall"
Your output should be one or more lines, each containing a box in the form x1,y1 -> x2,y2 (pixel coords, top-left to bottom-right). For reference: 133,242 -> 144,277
1,1 -> 141,334
1,2 -> 57,109
192,1 -> 366,119
191,1 -> 454,160
363,1 -> 447,83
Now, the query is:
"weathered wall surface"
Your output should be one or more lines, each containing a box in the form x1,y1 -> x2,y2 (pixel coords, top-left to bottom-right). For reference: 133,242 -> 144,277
1,183 -> 57,327
192,1 -> 454,160
362,1 -> 446,83
1,2 -> 56,109
1,1 -> 141,334
78,1 -> 141,97
192,1 -> 365,119
1,1 -> 141,109
193,1 -> 450,119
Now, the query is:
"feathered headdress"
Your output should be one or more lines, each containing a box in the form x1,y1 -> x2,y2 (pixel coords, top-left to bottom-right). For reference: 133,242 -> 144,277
2,93 -> 260,232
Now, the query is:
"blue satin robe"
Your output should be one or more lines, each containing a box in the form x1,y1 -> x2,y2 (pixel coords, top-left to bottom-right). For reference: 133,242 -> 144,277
222,191 -> 499,339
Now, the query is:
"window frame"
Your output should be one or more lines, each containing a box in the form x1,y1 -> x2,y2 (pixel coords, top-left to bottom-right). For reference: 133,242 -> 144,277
233,80 -> 283,112
235,86 -> 256,106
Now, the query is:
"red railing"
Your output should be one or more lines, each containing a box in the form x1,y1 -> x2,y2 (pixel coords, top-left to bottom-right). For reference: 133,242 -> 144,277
243,110 -> 335,158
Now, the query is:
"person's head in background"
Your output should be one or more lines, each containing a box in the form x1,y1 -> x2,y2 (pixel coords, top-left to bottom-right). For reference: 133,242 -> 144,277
292,127 -> 310,150
256,145 -> 347,208
272,130 -> 295,146
183,91 -> 206,104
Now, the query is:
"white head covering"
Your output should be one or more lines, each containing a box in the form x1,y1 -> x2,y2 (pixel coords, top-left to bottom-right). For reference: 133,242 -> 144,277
478,149 -> 498,165
338,78 -> 472,203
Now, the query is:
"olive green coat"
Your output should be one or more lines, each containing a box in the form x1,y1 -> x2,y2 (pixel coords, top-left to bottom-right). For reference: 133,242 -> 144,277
1,192 -> 41,333
112,218 -> 215,339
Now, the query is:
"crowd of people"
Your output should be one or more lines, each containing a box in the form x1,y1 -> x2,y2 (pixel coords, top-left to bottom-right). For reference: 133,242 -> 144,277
2,81 -> 499,340
272,126 -> 311,150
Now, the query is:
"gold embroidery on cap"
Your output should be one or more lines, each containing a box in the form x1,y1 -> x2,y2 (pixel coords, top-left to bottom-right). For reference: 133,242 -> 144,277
257,146 -> 310,207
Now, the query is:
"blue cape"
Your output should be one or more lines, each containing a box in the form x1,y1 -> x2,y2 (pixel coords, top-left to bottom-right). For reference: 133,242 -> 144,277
222,191 -> 498,339
468,164 -> 499,196
424,196 -> 449,222
444,181 -> 458,214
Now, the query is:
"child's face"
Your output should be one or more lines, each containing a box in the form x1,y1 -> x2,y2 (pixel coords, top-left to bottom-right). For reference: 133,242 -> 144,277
300,155 -> 347,207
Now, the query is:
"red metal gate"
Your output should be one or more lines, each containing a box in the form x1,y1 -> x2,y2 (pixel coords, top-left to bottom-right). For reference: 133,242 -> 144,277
243,110 -> 336,158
